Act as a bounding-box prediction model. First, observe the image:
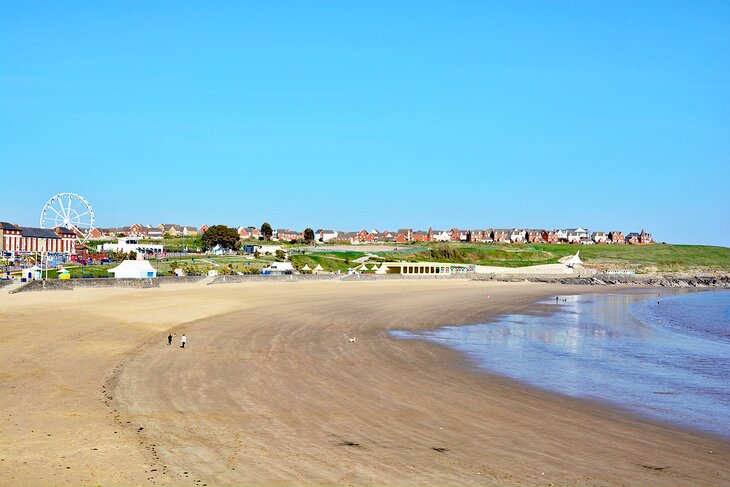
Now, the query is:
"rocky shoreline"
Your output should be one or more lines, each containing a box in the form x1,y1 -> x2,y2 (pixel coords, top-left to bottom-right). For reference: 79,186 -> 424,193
482,274 -> 730,288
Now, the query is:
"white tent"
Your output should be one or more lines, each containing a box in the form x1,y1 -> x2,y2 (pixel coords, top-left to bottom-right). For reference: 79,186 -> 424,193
357,263 -> 369,272
375,264 -> 389,275
312,264 -> 325,274
301,264 -> 312,272
108,260 -> 157,279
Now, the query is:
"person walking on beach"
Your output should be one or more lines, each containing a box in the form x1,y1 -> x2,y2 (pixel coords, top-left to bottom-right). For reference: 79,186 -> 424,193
181,334 -> 187,349
167,333 -> 173,346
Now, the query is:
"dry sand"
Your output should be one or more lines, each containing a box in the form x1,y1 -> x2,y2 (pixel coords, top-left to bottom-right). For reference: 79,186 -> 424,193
0,280 -> 728,486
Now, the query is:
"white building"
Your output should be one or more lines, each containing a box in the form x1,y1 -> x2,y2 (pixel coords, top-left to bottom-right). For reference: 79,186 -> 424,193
261,262 -> 295,275
98,237 -> 164,255
432,230 -> 451,242
108,260 -> 158,278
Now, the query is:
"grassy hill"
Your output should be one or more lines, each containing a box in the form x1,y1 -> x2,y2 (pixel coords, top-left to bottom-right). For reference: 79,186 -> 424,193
294,243 -> 730,273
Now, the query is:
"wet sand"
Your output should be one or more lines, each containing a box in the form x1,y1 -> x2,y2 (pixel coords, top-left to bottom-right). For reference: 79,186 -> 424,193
1,280 -> 728,486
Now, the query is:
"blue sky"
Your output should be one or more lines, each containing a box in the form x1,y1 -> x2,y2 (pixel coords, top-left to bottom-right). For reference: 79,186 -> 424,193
1,1 -> 728,245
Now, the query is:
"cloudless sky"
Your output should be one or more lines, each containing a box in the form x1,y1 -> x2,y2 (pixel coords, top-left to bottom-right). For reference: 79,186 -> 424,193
1,1 -> 729,245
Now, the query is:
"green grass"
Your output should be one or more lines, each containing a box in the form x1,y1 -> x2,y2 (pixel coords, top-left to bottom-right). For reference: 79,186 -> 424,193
39,242 -> 730,277
398,243 -> 730,272
290,243 -> 729,273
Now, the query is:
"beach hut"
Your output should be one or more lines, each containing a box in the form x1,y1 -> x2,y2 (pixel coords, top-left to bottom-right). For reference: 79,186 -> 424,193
58,268 -> 71,280
108,260 -> 158,279
20,265 -> 42,281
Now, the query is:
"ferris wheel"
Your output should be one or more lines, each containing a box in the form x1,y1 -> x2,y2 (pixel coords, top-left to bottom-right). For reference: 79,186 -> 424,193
39,192 -> 96,244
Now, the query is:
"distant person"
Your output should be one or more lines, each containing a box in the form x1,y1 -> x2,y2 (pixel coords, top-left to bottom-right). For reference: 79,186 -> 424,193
181,334 -> 187,349
167,333 -> 173,346
556,296 -> 559,303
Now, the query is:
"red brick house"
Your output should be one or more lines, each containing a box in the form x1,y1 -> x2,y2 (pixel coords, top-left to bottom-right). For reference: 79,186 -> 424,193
626,232 -> 641,245
608,231 -> 625,244
541,230 -> 559,244
395,228 -> 412,243
526,230 -> 544,243
129,223 -> 147,236
639,229 -> 653,244
491,229 -> 510,243
412,230 -> 429,242
276,229 -> 301,241
356,229 -> 373,242
199,224 -> 209,235
333,231 -> 357,244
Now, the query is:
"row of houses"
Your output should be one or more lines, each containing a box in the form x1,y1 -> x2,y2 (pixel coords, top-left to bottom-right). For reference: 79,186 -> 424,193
92,223 -> 207,239
93,222 -> 654,246
312,227 -> 653,245
1,222 -> 77,255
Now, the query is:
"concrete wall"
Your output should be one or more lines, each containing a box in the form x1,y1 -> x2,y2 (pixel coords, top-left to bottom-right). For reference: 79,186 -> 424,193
11,278 -> 160,293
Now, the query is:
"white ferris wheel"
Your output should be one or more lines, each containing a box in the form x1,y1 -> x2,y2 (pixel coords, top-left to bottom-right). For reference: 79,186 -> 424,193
39,192 -> 96,244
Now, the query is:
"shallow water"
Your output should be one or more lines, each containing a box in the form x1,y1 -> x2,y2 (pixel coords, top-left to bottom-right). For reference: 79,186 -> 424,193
392,290 -> 730,437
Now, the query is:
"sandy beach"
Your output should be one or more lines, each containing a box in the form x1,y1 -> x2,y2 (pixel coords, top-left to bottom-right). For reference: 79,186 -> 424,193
1,280 -> 728,486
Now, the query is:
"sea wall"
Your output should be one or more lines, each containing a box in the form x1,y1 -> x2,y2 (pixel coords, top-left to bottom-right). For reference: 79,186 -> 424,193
11,278 -> 160,293
474,274 -> 730,288
9,273 -> 730,294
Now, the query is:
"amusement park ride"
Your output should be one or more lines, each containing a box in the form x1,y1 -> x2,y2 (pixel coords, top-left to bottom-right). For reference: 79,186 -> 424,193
39,192 -> 96,245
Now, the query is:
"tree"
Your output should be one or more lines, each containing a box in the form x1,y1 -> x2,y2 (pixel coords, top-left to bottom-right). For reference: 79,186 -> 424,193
303,228 -> 315,242
261,222 -> 273,240
275,249 -> 287,261
201,225 -> 241,251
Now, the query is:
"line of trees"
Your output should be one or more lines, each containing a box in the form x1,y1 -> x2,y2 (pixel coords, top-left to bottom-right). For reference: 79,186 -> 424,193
202,223 -> 317,249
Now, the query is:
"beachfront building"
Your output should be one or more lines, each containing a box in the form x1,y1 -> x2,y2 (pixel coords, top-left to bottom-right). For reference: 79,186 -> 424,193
0,222 -> 76,256
592,231 -> 608,244
108,259 -> 158,279
376,261 -> 474,275
261,262 -> 296,275
98,237 -> 164,256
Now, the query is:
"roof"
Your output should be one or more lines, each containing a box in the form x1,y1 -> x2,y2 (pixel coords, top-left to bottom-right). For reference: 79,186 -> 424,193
18,227 -> 60,239
0,221 -> 18,230
55,227 -> 76,235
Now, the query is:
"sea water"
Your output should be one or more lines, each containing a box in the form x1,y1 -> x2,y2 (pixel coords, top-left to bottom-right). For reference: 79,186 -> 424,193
392,290 -> 730,437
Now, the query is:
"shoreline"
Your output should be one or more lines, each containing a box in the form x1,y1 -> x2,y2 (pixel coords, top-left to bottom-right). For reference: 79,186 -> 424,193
388,287 -> 730,442
1,280 -> 728,486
